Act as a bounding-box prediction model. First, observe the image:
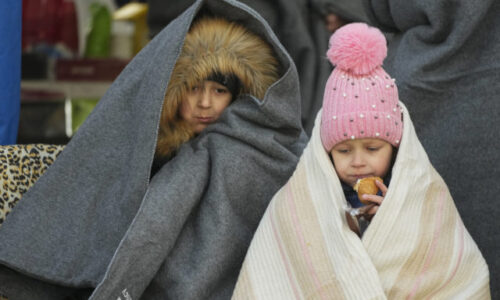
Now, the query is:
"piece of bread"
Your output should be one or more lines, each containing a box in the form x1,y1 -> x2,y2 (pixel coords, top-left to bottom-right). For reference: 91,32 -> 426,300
353,176 -> 382,204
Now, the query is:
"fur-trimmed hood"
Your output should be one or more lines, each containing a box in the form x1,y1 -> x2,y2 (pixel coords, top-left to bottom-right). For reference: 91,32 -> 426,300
156,17 -> 280,158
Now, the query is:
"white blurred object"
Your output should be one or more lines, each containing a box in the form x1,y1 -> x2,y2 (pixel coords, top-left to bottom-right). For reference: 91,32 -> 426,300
113,2 -> 149,55
110,20 -> 134,59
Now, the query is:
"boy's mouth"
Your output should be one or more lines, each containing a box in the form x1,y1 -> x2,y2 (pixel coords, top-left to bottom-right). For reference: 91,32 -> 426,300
196,116 -> 214,123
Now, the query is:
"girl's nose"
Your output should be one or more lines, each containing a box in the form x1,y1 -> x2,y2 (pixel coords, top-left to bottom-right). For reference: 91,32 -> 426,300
351,151 -> 365,167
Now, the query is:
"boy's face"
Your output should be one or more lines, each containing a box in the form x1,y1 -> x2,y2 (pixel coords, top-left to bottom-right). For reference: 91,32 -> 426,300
180,80 -> 232,134
330,138 -> 394,187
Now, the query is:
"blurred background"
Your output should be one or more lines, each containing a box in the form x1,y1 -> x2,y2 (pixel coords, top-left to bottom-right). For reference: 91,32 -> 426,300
17,0 -> 148,144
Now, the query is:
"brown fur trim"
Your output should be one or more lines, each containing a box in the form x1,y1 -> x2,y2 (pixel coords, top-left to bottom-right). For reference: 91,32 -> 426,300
155,17 -> 280,158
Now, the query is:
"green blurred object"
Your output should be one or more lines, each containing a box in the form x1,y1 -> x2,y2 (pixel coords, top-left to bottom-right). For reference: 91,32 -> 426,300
84,3 -> 111,58
71,99 -> 99,132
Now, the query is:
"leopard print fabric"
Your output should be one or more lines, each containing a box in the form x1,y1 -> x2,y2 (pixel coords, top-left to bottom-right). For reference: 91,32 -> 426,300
0,144 -> 65,228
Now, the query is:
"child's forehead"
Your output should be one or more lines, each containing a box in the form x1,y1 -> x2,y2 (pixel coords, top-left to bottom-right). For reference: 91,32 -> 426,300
335,138 -> 390,147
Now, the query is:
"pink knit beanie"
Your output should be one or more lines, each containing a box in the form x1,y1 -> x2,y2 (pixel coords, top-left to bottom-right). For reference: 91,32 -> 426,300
320,23 -> 403,151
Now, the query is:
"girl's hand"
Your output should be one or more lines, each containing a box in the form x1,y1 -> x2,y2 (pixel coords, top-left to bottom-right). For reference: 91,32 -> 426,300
358,179 -> 387,220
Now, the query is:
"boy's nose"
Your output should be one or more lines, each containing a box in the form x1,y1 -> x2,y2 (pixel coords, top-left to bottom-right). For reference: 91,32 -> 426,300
197,89 -> 211,108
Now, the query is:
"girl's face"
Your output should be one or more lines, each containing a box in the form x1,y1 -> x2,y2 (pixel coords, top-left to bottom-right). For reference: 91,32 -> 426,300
179,80 -> 233,134
330,138 -> 394,187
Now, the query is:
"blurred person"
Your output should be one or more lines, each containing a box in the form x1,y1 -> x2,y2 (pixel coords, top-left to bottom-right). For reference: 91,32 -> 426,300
364,0 -> 500,297
0,2 -> 21,145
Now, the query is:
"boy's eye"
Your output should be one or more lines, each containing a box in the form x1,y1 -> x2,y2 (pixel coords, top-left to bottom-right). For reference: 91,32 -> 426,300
191,86 -> 200,92
367,147 -> 379,151
215,88 -> 228,94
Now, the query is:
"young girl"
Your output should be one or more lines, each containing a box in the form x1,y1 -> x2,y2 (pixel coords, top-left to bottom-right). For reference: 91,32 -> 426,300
232,23 -> 490,299
0,1 -> 307,299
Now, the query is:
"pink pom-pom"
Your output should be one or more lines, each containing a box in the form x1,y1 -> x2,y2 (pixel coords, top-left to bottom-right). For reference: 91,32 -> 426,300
327,23 -> 387,75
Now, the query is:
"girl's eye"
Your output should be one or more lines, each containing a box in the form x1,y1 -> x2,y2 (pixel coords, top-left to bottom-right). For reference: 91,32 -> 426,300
215,88 -> 228,94
367,147 -> 379,151
337,149 -> 349,154
191,86 -> 200,92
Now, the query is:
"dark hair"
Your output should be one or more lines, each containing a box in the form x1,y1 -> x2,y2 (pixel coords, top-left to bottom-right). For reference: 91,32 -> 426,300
207,71 -> 241,99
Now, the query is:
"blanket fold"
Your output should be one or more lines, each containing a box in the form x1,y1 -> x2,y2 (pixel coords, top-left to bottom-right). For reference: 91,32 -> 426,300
232,103 -> 490,299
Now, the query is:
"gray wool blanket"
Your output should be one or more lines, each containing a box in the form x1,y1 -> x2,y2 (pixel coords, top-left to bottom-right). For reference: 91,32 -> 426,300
363,0 -> 500,297
0,1 -> 307,299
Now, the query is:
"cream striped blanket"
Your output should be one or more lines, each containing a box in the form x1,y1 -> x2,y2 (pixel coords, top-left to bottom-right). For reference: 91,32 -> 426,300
232,104 -> 490,299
